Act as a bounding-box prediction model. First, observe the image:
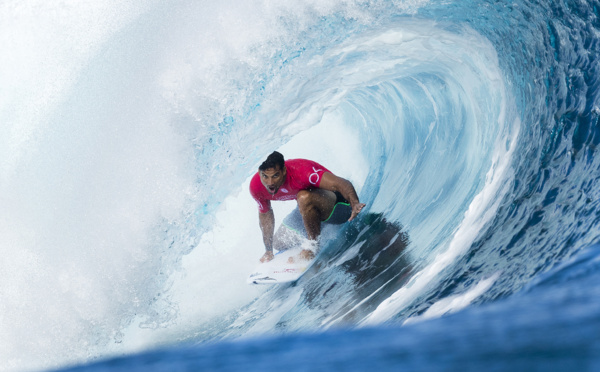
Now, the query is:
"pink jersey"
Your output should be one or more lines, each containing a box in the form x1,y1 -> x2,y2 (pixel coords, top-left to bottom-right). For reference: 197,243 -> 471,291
250,159 -> 332,213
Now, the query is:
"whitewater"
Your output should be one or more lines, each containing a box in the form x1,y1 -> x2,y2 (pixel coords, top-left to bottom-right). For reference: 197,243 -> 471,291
1,0 -> 599,371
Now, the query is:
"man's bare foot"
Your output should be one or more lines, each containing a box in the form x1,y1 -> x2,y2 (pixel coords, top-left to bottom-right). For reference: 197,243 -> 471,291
260,251 -> 274,263
288,249 -> 315,263
299,249 -> 315,260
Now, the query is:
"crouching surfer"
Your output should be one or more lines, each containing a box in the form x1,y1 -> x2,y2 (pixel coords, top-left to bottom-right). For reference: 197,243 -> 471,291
249,151 -> 366,262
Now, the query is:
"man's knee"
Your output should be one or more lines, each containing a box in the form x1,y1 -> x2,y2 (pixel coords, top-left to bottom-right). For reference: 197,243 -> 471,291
296,190 -> 312,210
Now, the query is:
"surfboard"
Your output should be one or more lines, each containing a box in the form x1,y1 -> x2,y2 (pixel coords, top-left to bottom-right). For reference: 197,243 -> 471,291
247,247 -> 316,284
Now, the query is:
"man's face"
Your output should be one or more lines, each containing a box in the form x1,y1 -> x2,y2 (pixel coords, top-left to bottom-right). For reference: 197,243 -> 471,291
260,165 -> 286,195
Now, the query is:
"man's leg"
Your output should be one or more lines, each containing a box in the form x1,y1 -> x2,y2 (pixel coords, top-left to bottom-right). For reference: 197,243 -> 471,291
296,189 -> 337,240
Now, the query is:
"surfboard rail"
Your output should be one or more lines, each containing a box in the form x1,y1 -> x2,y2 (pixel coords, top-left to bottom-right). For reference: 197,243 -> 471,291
247,247 -> 315,284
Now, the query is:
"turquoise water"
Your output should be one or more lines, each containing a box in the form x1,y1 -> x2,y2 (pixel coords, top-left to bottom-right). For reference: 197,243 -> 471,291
0,0 -> 599,371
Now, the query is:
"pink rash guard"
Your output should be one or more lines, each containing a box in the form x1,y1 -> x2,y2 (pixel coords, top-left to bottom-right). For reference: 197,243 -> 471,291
249,159 -> 332,213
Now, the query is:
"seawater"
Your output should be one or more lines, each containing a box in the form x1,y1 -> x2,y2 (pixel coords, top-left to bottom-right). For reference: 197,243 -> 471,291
0,0 -> 599,371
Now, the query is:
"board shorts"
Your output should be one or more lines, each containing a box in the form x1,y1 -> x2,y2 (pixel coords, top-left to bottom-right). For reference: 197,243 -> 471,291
281,191 -> 351,237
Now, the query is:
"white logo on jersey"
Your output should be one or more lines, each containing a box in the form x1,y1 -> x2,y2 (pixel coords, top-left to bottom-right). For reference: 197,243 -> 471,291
281,188 -> 289,193
309,166 -> 323,185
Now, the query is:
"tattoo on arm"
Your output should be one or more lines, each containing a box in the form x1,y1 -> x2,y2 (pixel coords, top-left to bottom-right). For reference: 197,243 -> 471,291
259,210 -> 275,252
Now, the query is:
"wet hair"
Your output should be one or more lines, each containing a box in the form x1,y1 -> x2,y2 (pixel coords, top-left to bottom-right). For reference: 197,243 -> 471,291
259,151 -> 285,171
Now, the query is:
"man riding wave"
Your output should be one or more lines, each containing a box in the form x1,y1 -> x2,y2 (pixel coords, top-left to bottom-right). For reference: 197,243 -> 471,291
249,151 -> 366,262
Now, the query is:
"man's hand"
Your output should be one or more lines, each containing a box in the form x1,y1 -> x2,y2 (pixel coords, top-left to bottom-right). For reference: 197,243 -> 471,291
319,172 -> 365,222
349,202 -> 366,221
260,251 -> 274,263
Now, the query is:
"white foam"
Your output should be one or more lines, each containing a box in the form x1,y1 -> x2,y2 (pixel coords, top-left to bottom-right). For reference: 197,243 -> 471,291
403,272 -> 501,325
0,0 -> 150,179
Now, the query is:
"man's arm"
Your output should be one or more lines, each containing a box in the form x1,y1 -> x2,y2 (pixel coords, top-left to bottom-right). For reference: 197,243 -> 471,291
319,172 -> 366,221
258,209 -> 275,262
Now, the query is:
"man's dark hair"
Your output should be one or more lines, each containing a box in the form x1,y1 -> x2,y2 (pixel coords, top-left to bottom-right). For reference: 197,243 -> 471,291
259,151 -> 285,171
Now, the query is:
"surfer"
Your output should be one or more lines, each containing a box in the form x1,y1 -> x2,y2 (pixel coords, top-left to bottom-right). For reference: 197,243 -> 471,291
250,151 -> 366,262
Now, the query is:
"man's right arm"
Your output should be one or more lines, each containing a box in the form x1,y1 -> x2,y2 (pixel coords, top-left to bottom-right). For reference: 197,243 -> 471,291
258,209 -> 275,262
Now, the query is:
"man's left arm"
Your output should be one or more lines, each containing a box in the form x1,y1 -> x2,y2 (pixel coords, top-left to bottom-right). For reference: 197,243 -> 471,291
318,172 -> 366,221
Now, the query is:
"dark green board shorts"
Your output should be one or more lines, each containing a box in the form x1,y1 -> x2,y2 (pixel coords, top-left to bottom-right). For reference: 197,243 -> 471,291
281,191 -> 351,238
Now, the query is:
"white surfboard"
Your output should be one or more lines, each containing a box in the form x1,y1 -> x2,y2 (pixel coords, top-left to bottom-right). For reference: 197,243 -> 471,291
247,247 -> 316,284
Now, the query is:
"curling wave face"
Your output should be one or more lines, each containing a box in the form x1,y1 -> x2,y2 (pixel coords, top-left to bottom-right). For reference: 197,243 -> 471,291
1,0 -> 600,371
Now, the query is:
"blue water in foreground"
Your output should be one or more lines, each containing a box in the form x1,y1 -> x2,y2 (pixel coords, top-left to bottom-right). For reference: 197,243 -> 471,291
1,0 -> 600,371
60,245 -> 600,371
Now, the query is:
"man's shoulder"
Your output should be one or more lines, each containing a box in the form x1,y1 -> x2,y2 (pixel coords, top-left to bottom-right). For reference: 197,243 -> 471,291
285,158 -> 332,188
249,172 -> 264,197
249,171 -> 260,185
285,158 -> 323,169
286,158 -> 329,173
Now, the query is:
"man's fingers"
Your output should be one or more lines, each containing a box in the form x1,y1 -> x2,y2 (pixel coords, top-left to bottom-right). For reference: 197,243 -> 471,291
348,203 -> 366,221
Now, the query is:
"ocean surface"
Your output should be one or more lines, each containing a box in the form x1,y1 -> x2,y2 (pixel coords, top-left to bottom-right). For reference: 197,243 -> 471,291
1,0 -> 599,371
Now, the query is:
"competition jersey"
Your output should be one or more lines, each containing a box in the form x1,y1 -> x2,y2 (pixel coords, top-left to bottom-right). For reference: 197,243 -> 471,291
249,159 -> 332,213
